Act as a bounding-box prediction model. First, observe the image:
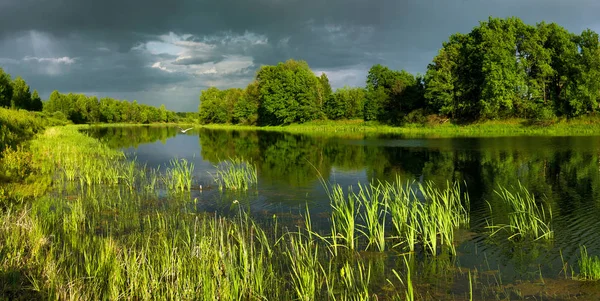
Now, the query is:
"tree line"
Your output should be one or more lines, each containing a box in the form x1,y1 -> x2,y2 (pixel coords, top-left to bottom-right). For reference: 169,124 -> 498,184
0,67 -> 180,124
44,91 -> 178,124
0,68 -> 43,111
199,17 -> 600,125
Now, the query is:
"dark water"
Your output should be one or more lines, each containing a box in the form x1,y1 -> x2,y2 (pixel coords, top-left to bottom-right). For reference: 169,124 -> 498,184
87,126 -> 600,286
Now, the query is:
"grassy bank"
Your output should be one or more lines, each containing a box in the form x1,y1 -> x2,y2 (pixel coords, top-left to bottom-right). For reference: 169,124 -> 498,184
0,107 -> 67,155
200,117 -> 600,138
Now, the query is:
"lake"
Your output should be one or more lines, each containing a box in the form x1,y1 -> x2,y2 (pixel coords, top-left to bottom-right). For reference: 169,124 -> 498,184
86,125 -> 600,299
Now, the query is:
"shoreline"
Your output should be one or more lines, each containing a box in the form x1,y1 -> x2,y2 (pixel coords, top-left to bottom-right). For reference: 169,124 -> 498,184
196,118 -> 600,138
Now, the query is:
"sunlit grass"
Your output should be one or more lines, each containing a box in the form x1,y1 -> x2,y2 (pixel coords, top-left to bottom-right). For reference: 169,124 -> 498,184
321,175 -> 469,256
165,158 -> 195,193
200,117 -> 600,138
578,245 -> 600,281
210,157 -> 258,191
487,182 -> 553,241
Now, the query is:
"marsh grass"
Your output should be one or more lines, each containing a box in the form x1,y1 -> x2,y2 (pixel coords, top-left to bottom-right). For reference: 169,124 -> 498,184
165,158 -> 195,193
577,245 -> 600,281
211,157 -> 258,191
322,176 -> 469,256
487,182 -> 553,241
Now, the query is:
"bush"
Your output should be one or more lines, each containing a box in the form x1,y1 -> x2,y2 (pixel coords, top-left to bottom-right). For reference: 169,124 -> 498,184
404,108 -> 428,125
1,145 -> 35,180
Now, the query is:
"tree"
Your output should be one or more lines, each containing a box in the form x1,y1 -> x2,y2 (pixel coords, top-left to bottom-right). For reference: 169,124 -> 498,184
159,104 -> 168,122
0,68 -> 13,108
317,73 -> 333,110
199,87 -> 228,124
233,81 -> 260,125
10,76 -> 32,110
364,64 -> 423,123
30,90 -> 43,111
326,86 -> 365,120
256,59 -> 323,125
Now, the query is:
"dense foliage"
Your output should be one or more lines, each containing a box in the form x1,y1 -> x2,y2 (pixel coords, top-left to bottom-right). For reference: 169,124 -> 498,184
0,68 -> 179,124
424,17 -> 600,120
43,91 -> 178,124
0,68 -> 44,111
200,17 -> 600,125
0,107 -> 66,155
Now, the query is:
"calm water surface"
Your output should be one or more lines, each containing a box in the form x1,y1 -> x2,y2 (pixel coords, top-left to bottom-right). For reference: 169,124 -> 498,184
87,126 -> 600,287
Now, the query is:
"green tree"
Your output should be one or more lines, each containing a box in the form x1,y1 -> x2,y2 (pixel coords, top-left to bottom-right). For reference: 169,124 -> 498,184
256,59 -> 324,125
0,68 -> 13,108
10,76 -> 32,110
233,81 -> 260,125
326,86 -> 365,120
317,73 -> 333,110
30,90 -> 43,111
159,104 -> 168,122
364,64 -> 423,123
199,87 -> 227,124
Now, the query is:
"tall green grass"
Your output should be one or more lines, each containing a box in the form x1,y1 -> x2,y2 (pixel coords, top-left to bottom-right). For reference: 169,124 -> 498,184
322,176 -> 470,256
211,157 -> 258,191
165,158 -> 195,192
578,245 -> 600,281
488,182 -> 553,241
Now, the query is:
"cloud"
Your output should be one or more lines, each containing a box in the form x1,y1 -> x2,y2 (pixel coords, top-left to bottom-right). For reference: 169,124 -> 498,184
151,61 -> 172,73
23,56 -> 76,64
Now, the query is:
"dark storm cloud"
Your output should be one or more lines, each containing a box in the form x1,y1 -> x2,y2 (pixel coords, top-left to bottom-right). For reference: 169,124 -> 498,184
1,0 -> 599,111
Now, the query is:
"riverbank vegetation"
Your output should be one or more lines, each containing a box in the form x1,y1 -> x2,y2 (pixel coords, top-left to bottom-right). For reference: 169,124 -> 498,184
0,67 -> 183,125
2,124 -> 600,299
200,116 -> 600,137
199,17 -> 600,129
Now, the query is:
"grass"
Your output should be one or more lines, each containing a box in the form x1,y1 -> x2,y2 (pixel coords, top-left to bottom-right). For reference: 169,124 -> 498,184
487,182 -> 553,241
200,117 -> 600,138
165,158 -> 195,193
210,157 -> 258,191
1,125 -> 405,299
321,175 -> 470,256
577,245 -> 600,281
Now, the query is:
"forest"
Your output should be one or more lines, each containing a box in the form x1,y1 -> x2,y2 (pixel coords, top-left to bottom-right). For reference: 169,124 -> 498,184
0,68 -> 180,124
199,17 -> 600,126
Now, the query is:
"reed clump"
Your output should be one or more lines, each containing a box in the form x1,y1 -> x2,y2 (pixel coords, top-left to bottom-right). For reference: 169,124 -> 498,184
322,175 -> 470,256
578,245 -> 600,281
211,157 -> 258,191
164,158 -> 195,193
487,182 -> 553,241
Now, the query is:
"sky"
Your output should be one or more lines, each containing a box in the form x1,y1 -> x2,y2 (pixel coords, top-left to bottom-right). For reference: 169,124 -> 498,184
0,0 -> 599,112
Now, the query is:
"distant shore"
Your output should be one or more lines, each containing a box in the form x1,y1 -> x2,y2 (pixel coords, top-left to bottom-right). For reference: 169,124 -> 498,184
197,118 -> 600,138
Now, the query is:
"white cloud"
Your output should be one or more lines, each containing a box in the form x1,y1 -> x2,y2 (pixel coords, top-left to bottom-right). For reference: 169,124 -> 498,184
136,32 -> 261,89
21,55 -> 77,75
23,56 -> 76,64
151,61 -> 173,73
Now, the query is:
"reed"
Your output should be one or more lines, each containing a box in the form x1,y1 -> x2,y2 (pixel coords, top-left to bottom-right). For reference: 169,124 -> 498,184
325,183 -> 358,251
165,158 -> 194,193
284,215 -> 324,301
211,157 -> 258,191
488,182 -> 553,241
578,245 -> 600,281
356,182 -> 388,252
